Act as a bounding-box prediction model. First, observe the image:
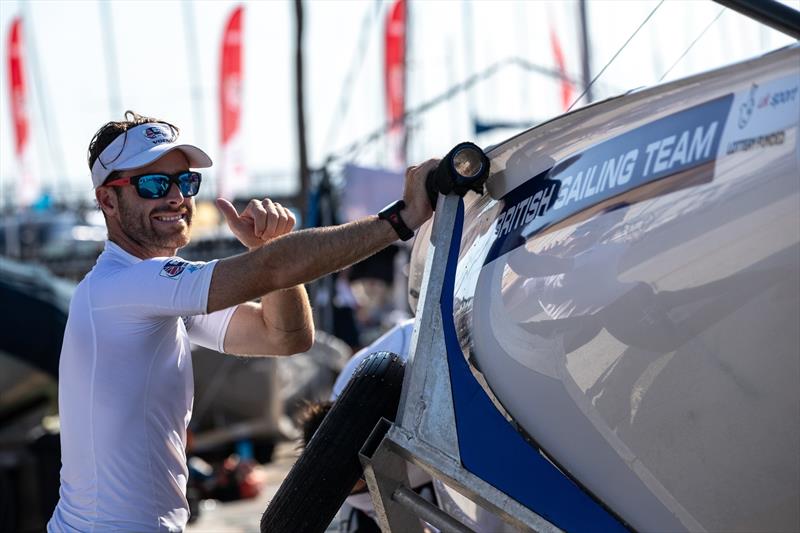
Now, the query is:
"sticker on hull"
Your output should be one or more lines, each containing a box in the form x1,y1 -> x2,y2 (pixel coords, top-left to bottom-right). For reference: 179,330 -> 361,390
486,94 -> 735,264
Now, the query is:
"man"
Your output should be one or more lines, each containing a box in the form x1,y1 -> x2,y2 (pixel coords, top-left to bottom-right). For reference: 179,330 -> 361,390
48,111 -> 436,532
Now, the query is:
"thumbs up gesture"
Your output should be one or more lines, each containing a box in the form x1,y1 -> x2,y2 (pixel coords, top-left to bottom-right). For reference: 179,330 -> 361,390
216,197 -> 296,251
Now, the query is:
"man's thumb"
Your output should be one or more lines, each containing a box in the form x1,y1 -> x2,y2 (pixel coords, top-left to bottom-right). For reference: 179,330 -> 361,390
215,198 -> 240,224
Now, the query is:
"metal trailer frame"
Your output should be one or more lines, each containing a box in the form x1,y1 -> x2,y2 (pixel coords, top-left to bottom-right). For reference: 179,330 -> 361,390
358,193 -> 627,533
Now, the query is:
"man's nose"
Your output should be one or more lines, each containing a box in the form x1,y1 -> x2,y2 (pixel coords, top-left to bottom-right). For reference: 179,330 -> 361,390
165,182 -> 185,205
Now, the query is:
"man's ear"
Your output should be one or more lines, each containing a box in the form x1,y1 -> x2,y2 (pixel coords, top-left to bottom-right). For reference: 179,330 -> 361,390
96,187 -> 119,217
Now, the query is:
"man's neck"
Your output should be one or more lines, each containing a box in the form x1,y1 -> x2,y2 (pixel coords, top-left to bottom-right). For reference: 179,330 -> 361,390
107,231 -> 177,260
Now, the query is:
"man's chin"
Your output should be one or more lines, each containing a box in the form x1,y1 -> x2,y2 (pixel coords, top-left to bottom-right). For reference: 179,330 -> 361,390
166,233 -> 191,250
153,228 -> 191,251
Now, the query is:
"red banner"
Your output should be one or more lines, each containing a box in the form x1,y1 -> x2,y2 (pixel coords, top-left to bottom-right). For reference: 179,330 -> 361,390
550,26 -> 573,111
7,15 -> 37,205
384,0 -> 406,166
7,16 -> 29,157
220,6 -> 243,145
219,5 -> 245,197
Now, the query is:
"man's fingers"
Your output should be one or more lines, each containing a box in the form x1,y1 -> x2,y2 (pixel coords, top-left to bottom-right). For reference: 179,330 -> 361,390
263,199 -> 280,237
245,199 -> 268,236
409,159 -> 438,179
221,197 -> 296,247
400,159 -> 439,229
281,205 -> 296,234
271,203 -> 293,236
216,198 -> 248,230
217,198 -> 258,239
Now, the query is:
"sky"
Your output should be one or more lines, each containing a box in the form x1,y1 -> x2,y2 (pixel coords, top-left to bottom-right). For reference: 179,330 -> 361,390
0,0 -> 794,208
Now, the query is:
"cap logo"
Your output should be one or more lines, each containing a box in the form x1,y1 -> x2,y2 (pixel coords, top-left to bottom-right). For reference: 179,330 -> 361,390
143,126 -> 170,145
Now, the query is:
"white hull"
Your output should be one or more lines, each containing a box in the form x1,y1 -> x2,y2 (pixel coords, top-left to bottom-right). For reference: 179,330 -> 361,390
411,45 -> 800,531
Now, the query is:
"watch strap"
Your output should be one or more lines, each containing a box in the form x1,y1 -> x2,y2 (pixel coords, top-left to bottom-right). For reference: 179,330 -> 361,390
378,200 -> 415,241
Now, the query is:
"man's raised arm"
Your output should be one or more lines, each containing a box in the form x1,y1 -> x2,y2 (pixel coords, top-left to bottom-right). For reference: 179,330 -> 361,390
207,159 -> 437,314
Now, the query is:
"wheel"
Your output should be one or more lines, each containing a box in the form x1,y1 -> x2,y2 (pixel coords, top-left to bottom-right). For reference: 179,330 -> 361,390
0,468 -> 17,532
260,351 -> 405,533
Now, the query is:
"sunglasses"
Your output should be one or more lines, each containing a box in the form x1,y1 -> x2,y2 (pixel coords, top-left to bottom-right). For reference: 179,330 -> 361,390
105,171 -> 202,199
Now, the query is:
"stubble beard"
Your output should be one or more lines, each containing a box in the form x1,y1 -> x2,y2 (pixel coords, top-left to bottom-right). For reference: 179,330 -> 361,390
118,194 -> 193,254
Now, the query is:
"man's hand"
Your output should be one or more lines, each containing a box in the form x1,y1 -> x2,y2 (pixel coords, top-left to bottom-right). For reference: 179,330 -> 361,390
216,197 -> 296,251
214,197 -> 311,356
400,159 -> 439,230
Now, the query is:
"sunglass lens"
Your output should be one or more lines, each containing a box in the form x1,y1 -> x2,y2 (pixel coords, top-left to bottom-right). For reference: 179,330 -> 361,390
137,174 -> 170,199
178,172 -> 201,197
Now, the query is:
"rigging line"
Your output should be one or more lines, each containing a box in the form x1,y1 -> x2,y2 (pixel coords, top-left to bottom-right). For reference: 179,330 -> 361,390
324,56 -> 585,166
659,9 -> 725,82
325,57 -> 513,165
567,0 -> 665,112
323,2 -> 381,150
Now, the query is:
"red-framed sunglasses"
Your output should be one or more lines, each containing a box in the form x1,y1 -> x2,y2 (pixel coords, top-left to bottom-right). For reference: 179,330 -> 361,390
105,171 -> 202,199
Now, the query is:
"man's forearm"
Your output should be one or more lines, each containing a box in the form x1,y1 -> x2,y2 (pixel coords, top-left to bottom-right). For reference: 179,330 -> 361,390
209,215 -> 397,313
260,285 -> 314,351
260,216 -> 397,289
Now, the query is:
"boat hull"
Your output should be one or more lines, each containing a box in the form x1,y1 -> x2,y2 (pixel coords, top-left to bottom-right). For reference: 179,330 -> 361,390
411,45 -> 800,531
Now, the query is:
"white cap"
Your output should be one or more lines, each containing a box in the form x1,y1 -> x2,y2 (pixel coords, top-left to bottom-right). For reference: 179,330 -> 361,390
90,123 -> 212,188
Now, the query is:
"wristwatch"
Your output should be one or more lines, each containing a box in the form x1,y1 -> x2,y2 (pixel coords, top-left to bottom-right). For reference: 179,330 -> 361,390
378,200 -> 415,241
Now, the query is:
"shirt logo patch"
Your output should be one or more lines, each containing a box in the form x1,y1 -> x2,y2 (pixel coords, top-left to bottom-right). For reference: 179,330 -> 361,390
160,259 -> 204,280
160,259 -> 187,278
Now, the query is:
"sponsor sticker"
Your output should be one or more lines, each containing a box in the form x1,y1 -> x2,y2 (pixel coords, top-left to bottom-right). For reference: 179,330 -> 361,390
159,259 -> 205,280
726,130 -> 785,155
721,73 -> 799,158
737,79 -> 800,131
485,94 -> 733,264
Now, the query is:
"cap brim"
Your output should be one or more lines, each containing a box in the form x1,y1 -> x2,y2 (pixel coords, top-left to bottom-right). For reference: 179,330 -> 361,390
115,143 -> 213,173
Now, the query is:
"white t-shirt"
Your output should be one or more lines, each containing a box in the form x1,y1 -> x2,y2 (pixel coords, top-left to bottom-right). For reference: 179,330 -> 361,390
48,241 -> 236,532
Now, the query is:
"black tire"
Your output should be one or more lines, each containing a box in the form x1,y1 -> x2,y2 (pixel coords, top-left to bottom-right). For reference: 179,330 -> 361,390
0,468 -> 17,532
260,351 -> 405,533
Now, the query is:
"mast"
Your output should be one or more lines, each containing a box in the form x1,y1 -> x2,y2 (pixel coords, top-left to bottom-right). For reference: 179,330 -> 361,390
578,0 -> 593,104
293,0 -> 310,219
98,1 -> 123,116
182,1 -> 213,199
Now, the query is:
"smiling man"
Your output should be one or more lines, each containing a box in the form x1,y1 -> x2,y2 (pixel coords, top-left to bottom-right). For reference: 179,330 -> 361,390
48,111 -> 436,532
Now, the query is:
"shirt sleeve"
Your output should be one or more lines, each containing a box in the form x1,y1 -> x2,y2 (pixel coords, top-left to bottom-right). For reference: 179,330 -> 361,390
91,257 -> 218,318
184,305 -> 237,353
